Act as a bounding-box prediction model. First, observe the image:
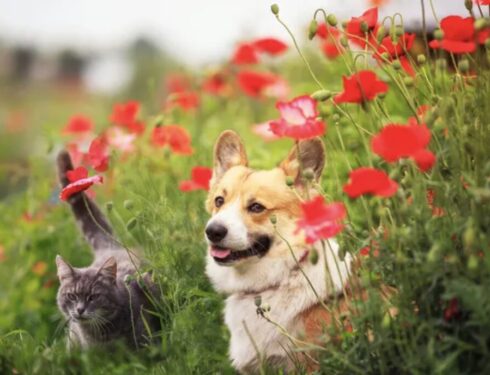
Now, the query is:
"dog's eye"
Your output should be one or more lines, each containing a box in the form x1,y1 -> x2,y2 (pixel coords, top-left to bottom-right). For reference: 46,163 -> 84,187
248,202 -> 266,213
215,196 -> 225,208
66,293 -> 77,301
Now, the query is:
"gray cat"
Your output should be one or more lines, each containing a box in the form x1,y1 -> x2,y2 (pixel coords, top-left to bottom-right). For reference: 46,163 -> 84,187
55,150 -> 160,349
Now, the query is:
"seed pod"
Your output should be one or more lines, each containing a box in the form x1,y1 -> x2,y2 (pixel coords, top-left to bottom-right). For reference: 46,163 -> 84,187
340,36 -> 348,47
254,295 -> 262,307
392,60 -> 402,70
270,4 -> 279,15
434,29 -> 444,41
105,201 -> 114,212
126,217 -> 138,231
308,19 -> 318,40
269,214 -> 277,225
417,54 -> 426,64
309,248 -> 319,265
327,14 -> 338,27
332,113 -> 340,122
465,0 -> 473,11
123,199 -> 134,210
474,18 -> 487,31
311,89 -> 332,101
458,59 -> 470,73
395,26 -> 404,37
285,176 -> 294,187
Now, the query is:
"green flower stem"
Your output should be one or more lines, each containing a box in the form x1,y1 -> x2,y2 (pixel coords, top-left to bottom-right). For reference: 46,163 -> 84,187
273,13 -> 324,89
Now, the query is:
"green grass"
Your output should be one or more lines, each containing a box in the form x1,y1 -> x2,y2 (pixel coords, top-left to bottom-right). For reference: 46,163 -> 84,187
1,8 -> 490,373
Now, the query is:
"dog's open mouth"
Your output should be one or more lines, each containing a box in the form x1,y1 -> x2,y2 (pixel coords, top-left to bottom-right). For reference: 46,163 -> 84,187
210,236 -> 272,264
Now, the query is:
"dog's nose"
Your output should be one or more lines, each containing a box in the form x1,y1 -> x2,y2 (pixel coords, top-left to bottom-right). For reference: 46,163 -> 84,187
205,224 -> 228,242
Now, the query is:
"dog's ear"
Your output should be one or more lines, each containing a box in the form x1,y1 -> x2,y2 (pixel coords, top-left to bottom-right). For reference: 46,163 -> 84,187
280,138 -> 326,183
212,130 -> 248,181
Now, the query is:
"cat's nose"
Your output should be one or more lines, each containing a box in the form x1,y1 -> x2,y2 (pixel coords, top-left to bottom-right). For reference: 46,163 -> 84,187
77,306 -> 85,315
205,223 -> 228,243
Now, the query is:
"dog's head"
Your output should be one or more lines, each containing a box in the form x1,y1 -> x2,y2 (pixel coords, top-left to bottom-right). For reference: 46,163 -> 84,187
205,130 -> 326,293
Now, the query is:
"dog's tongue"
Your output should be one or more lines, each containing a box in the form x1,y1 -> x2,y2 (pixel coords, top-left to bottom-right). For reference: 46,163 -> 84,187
211,248 -> 231,259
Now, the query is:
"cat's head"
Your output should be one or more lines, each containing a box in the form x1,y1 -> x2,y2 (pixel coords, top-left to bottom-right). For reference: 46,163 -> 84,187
55,255 -> 121,324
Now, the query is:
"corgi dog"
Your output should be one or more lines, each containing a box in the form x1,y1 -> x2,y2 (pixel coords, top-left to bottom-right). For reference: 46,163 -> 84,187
204,131 -> 353,373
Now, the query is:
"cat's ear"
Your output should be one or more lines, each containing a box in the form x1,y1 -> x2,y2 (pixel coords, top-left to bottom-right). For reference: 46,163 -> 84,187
55,255 -> 75,282
98,257 -> 117,280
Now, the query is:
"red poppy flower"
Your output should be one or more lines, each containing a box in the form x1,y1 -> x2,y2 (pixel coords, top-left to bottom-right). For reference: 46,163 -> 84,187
345,7 -> 379,48
87,136 -> 110,172
165,73 -> 190,93
296,196 -> 346,244
252,121 -> 281,141
252,38 -> 288,55
66,166 -> 88,182
478,27 -> 490,44
375,33 -> 416,76
371,122 -> 436,171
62,115 -> 94,135
314,24 -> 344,59
179,166 -> 213,192
477,0 -> 490,4
110,101 -> 145,134
60,170 -> 103,201
360,244 -> 380,257
202,73 -> 228,95
426,189 -> 445,217
334,70 -> 388,104
236,70 -> 279,97
343,167 -> 398,198
269,95 -> 325,140
151,125 -> 193,155
429,16 -> 476,54
232,43 -> 259,65
106,127 -> 136,153
167,91 -> 200,111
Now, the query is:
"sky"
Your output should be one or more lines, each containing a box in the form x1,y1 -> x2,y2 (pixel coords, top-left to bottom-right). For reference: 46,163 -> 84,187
0,0 -> 467,66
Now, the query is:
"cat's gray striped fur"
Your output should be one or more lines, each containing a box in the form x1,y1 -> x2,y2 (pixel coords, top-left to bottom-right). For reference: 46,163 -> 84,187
55,151 -> 160,349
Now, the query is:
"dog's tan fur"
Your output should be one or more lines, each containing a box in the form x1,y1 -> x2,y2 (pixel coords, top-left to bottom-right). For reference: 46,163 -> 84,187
205,131 -> 352,373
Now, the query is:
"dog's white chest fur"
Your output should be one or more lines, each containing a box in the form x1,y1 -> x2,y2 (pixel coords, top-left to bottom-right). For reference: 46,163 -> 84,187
207,240 -> 351,373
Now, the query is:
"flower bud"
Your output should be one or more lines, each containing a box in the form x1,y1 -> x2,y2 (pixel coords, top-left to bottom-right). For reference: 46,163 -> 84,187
269,214 -> 277,225
340,36 -> 348,47
327,14 -> 338,27
262,303 -> 271,312
341,20 -> 348,29
309,248 -> 319,265
105,201 -> 113,212
403,77 -> 414,87
376,26 -> 387,42
434,29 -> 444,41
395,26 -> 404,37
467,254 -> 478,271
270,4 -> 279,15
302,168 -> 315,181
254,295 -> 262,307
458,59 -> 470,73
427,243 -> 442,263
360,21 -> 369,33
126,217 -> 137,231
123,199 -> 134,210
332,113 -> 340,122
463,226 -> 476,249
475,18 -> 488,31
417,54 -> 426,64
311,89 -> 332,101
392,60 -> 402,70
285,176 -> 294,187
465,0 -> 473,11
308,19 -> 318,40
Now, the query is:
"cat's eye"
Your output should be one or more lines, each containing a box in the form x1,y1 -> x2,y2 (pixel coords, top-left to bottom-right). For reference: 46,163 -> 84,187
215,196 -> 225,208
88,294 -> 99,302
66,293 -> 76,301
248,202 -> 266,214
